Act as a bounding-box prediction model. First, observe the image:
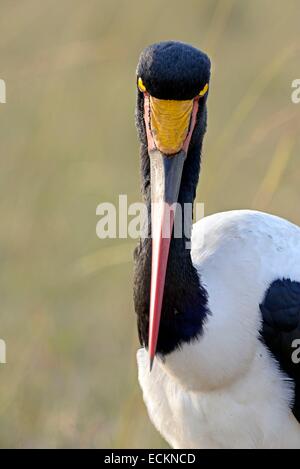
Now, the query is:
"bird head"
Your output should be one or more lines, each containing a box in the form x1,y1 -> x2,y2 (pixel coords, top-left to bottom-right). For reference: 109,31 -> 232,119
135,41 -> 211,369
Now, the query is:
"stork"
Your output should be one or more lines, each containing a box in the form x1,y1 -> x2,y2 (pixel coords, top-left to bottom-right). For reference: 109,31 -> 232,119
133,41 -> 300,449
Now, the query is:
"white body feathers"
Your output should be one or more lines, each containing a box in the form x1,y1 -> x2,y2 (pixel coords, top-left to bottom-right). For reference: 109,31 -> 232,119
137,210 -> 300,448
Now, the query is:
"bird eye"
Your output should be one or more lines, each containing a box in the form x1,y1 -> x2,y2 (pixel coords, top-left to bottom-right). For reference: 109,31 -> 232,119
199,83 -> 209,97
138,77 -> 147,93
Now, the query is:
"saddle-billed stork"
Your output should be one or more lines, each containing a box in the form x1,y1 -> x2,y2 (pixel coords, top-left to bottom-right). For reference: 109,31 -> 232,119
133,41 -> 300,448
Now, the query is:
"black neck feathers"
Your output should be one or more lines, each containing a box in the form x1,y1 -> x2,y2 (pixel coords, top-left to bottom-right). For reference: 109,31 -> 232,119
133,94 -> 209,356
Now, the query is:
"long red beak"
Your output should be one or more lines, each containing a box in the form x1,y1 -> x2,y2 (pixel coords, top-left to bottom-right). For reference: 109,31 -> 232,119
145,97 -> 199,370
148,150 -> 185,370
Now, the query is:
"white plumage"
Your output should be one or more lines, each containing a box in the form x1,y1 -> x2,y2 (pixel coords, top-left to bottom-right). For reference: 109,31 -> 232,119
137,210 -> 300,448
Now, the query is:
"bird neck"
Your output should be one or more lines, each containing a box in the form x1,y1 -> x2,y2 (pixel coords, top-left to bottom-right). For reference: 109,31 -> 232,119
134,105 -> 209,356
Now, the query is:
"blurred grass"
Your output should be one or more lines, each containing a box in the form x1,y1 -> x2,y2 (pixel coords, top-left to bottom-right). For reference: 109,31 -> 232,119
0,0 -> 300,448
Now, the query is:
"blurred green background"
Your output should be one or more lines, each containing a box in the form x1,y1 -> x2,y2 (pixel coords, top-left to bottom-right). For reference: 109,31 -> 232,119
0,0 -> 300,448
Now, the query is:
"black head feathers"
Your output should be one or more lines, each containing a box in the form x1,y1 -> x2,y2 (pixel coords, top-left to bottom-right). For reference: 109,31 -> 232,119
136,41 -> 211,100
